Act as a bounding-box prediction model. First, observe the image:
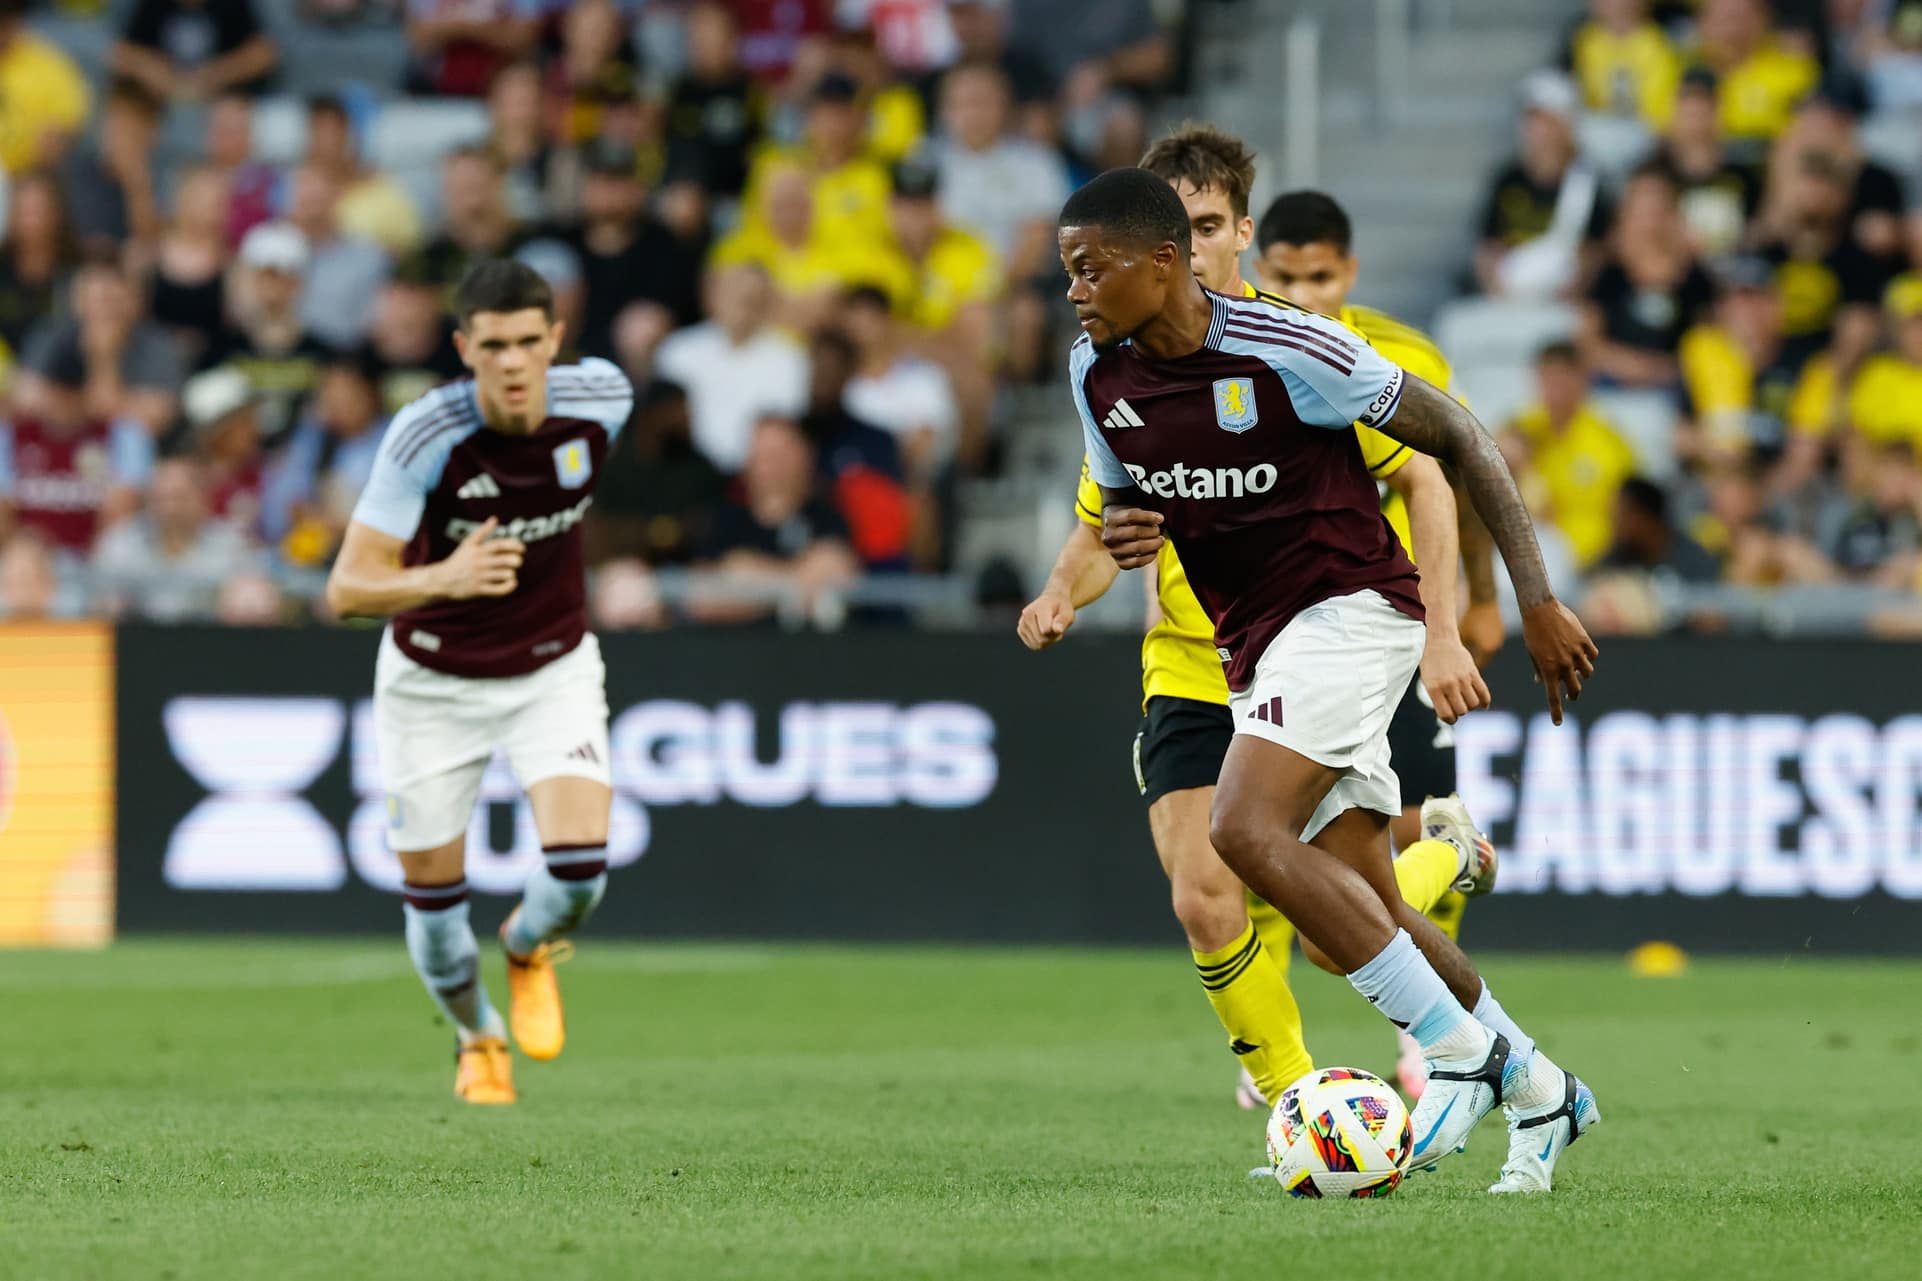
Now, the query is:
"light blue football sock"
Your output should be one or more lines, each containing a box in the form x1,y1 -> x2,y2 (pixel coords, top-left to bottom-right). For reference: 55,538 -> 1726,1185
1347,929 -> 1490,1065
402,884 -> 502,1041
504,848 -> 608,958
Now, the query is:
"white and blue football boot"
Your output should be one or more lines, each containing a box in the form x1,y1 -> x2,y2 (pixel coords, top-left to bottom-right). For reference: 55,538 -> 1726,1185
1405,1032 -> 1517,1172
1488,1061 -> 1602,1194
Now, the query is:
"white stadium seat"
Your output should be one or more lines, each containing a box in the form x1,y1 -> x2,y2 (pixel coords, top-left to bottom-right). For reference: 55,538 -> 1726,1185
1590,388 -> 1682,481
1433,296 -> 1579,372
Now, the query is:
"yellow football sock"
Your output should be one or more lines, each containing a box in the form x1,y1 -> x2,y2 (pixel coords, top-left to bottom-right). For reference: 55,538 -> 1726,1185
1392,838 -> 1461,917
1426,889 -> 1467,941
1244,891 -> 1295,981
1193,922 -> 1312,1106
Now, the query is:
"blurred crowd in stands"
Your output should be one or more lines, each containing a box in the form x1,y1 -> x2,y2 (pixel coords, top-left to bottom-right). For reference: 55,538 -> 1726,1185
3,0 -> 1921,639
1464,0 -> 1922,634
0,0 -> 1184,626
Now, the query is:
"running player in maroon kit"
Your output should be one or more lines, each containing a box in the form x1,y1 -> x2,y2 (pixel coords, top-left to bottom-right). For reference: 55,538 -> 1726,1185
1062,169 -> 1600,1193
326,261 -> 634,1105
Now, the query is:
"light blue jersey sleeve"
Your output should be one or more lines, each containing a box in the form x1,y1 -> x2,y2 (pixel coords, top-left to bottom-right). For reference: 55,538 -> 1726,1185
108,419 -> 155,486
349,389 -> 474,541
1216,307 -> 1407,431
549,356 -> 635,444
1070,336 -> 1131,488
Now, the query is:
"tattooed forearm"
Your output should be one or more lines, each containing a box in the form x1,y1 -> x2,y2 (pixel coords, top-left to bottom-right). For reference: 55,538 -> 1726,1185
1379,376 -> 1554,611
1442,460 -> 1500,605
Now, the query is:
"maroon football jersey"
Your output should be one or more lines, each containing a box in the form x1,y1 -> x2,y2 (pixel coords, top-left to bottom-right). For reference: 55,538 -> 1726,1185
350,358 -> 634,677
0,416 -> 154,552
1075,291 -> 1424,691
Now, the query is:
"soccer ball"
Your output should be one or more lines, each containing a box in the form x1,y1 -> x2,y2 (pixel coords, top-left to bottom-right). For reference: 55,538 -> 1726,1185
1265,1067 -> 1414,1198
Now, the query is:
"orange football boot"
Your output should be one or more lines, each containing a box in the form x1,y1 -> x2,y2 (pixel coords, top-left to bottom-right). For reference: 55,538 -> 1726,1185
454,1036 -> 516,1104
501,909 -> 572,1061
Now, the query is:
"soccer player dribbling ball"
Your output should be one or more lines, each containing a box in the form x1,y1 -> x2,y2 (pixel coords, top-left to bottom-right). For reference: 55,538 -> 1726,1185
1020,127 -> 1498,1119
1061,168 -> 1601,1193
326,260 -> 634,1105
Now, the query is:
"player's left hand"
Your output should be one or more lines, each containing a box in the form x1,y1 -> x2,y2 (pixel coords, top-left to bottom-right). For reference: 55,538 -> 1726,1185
1100,507 -> 1164,570
1521,599 -> 1599,725
1420,631 -> 1491,724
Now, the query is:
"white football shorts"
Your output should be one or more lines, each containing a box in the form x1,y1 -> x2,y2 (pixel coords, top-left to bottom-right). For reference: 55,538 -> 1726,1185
374,629 -> 611,851
1227,588 -> 1426,842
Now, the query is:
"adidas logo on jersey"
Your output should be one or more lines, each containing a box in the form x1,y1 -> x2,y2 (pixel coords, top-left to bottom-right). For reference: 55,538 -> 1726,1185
1101,398 -> 1145,431
457,474 -> 501,500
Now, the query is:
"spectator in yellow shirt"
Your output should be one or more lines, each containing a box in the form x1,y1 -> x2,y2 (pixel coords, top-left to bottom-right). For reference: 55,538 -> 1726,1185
872,153 -> 1002,470
740,73 -> 892,252
710,160 -> 887,333
1503,341 -> 1640,566
1832,275 -> 1922,452
0,2 -> 91,173
873,156 -> 1001,336
1680,255 -> 1834,467
1688,0 -> 1819,150
1568,0 -> 1683,129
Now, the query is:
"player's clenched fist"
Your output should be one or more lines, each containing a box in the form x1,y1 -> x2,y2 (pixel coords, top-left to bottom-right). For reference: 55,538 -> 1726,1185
1101,506 -> 1164,570
1521,599 -> 1599,725
1419,632 -> 1492,724
438,517 -> 526,599
1016,591 -> 1077,650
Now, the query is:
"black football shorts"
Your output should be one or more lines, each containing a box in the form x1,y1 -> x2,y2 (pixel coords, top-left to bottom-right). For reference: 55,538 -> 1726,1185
1385,674 -> 1457,807
1133,696 -> 1234,807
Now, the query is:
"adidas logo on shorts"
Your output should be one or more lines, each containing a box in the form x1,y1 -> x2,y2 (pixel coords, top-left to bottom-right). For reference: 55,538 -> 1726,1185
457,474 -> 501,500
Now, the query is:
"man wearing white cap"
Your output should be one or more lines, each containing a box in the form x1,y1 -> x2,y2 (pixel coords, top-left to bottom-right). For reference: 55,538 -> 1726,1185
204,220 -> 332,447
1472,71 -> 1611,300
180,363 -> 267,533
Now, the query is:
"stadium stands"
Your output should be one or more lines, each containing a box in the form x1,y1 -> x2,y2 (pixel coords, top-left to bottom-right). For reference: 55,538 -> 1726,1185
0,0 -> 1918,637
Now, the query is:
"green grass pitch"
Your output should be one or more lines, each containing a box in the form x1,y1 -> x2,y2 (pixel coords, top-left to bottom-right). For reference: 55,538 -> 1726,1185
5,940 -> 1917,1280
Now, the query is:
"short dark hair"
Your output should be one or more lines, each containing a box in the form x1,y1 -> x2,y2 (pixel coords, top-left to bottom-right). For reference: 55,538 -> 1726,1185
1617,476 -> 1669,523
453,259 -> 554,328
1256,191 -> 1352,254
1537,339 -> 1581,366
307,93 -> 349,121
1140,123 -> 1258,220
1058,167 -> 1191,257
842,284 -> 893,313
104,76 -> 163,119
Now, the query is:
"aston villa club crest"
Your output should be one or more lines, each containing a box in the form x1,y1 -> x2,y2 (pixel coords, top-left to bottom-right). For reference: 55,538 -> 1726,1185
1212,377 -> 1257,433
553,439 -> 590,489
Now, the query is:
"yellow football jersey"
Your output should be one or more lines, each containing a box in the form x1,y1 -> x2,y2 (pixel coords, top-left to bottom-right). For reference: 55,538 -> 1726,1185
1074,287 -> 1454,709
1344,302 -> 1462,559
866,226 -> 1003,333
1704,43 -> 1819,143
1571,20 -> 1682,129
1840,355 -> 1922,451
1509,403 -> 1638,566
